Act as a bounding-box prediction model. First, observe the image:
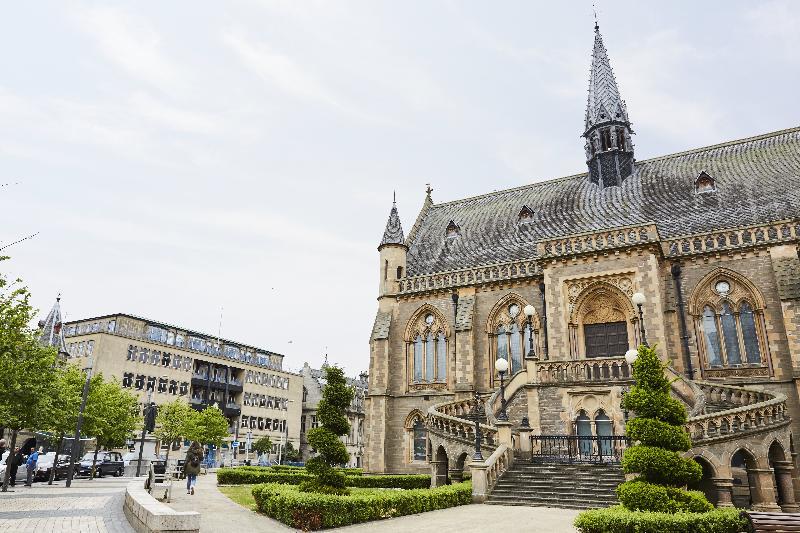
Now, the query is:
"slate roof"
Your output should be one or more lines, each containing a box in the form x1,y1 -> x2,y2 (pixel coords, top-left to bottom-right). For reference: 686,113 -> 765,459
585,26 -> 629,134
379,198 -> 405,248
405,127 -> 800,277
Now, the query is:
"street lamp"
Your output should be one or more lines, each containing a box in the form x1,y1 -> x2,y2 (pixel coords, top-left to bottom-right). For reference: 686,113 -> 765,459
135,389 -> 157,477
624,349 -> 639,366
66,356 -> 93,488
631,292 -> 648,347
523,305 -> 536,360
495,357 -> 509,421
469,391 -> 484,462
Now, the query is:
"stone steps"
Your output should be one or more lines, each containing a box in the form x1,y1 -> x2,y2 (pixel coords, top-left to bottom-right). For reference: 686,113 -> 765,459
485,461 -> 623,509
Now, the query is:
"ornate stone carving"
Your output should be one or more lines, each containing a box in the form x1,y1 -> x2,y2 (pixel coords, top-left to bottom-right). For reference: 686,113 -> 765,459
565,273 -> 635,320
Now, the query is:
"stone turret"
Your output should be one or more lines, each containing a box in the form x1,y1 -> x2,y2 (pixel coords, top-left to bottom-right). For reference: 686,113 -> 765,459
38,295 -> 70,359
583,23 -> 635,188
378,194 -> 407,298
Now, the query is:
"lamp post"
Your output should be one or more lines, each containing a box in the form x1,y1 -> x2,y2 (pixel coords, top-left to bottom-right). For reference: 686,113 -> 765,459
495,357 -> 509,421
631,292 -> 648,347
469,391 -> 484,462
523,305 -> 536,360
623,349 -> 639,423
66,356 -> 93,488
135,389 -> 156,477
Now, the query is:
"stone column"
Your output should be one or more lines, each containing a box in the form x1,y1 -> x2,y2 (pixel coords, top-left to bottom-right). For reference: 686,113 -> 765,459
518,420 -> 532,459
710,478 -> 735,508
749,468 -> 782,512
773,461 -> 800,512
448,467 -> 463,483
470,461 -> 489,503
496,421 -> 513,447
429,460 -> 447,488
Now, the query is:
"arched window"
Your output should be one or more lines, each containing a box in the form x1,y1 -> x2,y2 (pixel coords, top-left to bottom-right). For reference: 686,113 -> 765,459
412,419 -> 427,461
489,299 -> 538,377
595,410 -> 613,457
510,324 -> 522,372
702,306 -> 723,367
575,411 -> 592,457
739,302 -> 761,364
406,308 -> 449,387
496,325 -> 508,364
690,271 -> 769,373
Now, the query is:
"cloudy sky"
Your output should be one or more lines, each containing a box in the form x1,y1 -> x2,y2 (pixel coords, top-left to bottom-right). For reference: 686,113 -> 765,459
2,1 -> 798,376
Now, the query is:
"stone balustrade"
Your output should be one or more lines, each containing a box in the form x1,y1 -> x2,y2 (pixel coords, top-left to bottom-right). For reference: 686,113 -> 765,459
538,224 -> 657,259
427,402 -> 497,449
398,259 -> 540,294
470,444 -> 513,503
436,399 -> 475,418
535,357 -> 633,384
664,220 -> 800,257
695,381 -> 771,407
686,390 -> 788,444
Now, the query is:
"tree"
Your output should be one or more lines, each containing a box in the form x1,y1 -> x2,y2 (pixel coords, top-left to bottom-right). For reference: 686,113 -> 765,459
184,405 -> 229,459
40,364 -> 85,484
153,399 -> 191,463
83,377 -> 140,477
252,435 -> 272,458
0,267 -> 59,492
301,365 -> 353,494
616,344 -> 709,513
284,441 -> 301,463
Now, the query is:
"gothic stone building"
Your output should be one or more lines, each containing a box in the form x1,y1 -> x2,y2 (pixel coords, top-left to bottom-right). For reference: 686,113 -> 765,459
364,25 -> 800,512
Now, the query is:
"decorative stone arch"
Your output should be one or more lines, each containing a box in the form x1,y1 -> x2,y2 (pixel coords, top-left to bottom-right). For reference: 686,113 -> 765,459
767,439 -> 800,511
688,267 -> 771,373
486,293 -> 539,378
689,453 -> 721,505
405,410 -> 427,464
404,304 -> 450,389
567,281 -> 638,360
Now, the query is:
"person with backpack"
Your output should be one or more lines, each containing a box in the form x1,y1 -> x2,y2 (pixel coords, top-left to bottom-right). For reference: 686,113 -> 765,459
184,442 -> 202,495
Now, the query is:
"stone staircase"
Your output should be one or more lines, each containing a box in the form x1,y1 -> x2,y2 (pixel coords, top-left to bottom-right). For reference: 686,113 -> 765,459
485,461 -> 625,509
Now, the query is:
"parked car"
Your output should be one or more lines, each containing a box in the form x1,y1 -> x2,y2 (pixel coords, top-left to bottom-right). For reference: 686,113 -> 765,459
34,452 -> 69,481
52,456 -> 79,481
77,451 -> 125,478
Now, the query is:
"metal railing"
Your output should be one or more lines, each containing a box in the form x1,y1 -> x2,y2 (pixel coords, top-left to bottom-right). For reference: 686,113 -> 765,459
530,435 -> 629,464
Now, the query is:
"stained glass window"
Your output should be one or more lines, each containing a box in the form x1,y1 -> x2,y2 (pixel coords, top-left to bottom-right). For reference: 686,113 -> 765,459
413,335 -> 423,382
739,302 -> 762,364
720,302 -> 741,365
413,419 -> 427,461
702,306 -> 722,366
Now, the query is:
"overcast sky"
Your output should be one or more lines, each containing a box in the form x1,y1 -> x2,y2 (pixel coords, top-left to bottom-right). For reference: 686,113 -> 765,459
2,1 -> 798,376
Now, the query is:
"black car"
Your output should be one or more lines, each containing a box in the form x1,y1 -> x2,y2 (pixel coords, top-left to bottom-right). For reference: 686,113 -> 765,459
77,451 -> 125,478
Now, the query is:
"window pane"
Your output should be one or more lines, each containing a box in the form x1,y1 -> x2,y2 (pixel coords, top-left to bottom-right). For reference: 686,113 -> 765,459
425,333 -> 434,382
523,323 -> 532,358
739,302 -> 762,364
496,325 -> 508,364
413,420 -> 427,461
720,302 -> 741,365
702,306 -> 723,366
413,336 -> 423,382
510,324 -> 522,373
436,333 -> 446,382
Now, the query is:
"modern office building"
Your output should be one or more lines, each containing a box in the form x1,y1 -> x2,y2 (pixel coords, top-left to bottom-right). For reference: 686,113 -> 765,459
62,311 -> 302,462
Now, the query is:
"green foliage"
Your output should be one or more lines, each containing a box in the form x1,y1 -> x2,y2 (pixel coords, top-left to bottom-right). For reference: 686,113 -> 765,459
216,468 -> 429,489
41,364 -> 85,438
625,417 -> 692,452
84,376 -> 140,449
283,441 -> 301,463
574,506 -> 745,533
252,481 -> 472,530
153,399 -> 192,462
617,481 -> 713,513
251,465 -> 362,475
185,405 -> 229,447
252,436 -> 272,456
621,446 -> 702,486
621,387 -> 688,426
304,365 -> 354,493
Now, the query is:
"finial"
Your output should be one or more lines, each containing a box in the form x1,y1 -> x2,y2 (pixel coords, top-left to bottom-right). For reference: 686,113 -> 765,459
425,183 -> 433,197
393,190 -> 396,206
593,3 -> 599,31
56,292 -> 61,302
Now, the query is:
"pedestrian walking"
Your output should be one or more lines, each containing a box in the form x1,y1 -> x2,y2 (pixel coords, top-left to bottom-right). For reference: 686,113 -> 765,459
24,447 -> 40,486
184,442 -> 202,495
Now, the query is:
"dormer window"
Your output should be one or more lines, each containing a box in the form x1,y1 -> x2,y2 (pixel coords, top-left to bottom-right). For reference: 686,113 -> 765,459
518,205 -> 534,224
446,220 -> 460,239
695,171 -> 716,194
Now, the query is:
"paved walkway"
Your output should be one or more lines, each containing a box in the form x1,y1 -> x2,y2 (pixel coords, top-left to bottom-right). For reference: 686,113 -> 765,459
0,477 -> 134,533
168,474 -> 579,532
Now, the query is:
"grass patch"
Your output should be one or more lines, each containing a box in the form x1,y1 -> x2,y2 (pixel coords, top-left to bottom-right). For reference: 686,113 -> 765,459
218,485 -> 258,511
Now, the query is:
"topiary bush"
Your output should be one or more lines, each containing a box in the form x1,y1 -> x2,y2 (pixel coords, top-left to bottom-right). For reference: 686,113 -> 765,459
252,481 -> 472,530
575,344 -> 725,532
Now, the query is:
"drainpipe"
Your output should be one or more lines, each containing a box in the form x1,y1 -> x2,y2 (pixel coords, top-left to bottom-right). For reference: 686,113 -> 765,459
539,282 -> 549,360
671,263 -> 694,380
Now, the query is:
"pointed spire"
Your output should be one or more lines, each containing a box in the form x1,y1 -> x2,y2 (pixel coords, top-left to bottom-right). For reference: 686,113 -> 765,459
584,25 -> 629,135
38,295 -> 69,358
379,195 -> 405,248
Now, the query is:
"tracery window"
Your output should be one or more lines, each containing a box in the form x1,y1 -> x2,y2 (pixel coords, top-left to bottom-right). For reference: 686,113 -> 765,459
413,419 -> 427,461
405,412 -> 428,462
406,308 -> 448,386
690,271 -> 768,372
489,299 -> 538,376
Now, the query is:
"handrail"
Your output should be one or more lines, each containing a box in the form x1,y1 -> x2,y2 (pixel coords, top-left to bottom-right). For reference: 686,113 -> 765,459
427,403 -> 498,450
471,444 -> 513,502
536,357 -> 634,385
487,369 -> 529,423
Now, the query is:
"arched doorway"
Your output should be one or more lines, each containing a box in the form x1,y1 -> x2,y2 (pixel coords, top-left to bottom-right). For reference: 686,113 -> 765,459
575,410 -> 592,458
731,449 -> 758,509
433,446 -> 449,487
767,440 -> 799,512
595,410 -> 613,457
688,456 -> 718,505
450,452 -> 469,483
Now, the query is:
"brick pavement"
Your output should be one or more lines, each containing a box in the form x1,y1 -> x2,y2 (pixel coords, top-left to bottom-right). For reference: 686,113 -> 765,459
0,477 -> 134,533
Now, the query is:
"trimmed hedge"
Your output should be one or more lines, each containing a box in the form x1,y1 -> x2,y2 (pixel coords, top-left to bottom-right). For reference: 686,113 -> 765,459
617,481 -> 713,513
252,481 -> 472,530
217,467 -> 430,489
625,417 -> 692,452
621,446 -> 703,487
574,506 -> 745,533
